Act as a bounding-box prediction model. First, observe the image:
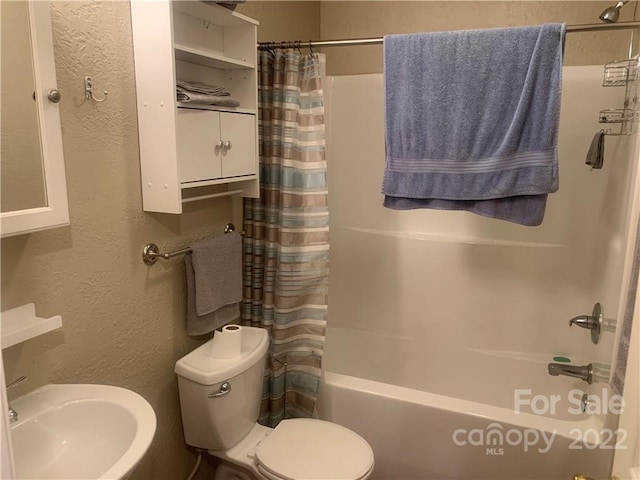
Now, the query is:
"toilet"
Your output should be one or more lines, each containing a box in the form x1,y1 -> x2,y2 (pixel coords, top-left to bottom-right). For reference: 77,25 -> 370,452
175,326 -> 374,480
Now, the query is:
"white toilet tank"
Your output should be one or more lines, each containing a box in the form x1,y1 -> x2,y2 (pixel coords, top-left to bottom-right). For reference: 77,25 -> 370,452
175,326 -> 269,450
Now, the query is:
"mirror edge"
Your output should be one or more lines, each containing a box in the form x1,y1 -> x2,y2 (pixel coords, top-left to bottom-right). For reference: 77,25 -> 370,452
1,0 -> 69,239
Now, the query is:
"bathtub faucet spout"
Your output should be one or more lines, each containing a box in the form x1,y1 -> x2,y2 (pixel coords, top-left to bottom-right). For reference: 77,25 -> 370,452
547,363 -> 593,384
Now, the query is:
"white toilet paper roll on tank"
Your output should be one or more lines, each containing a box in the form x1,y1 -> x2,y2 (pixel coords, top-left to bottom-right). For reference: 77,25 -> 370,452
206,325 -> 242,359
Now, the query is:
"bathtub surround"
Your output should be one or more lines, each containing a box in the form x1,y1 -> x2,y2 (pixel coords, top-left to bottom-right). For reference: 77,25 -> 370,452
323,67 -> 635,477
382,24 -> 565,226
242,50 -> 328,427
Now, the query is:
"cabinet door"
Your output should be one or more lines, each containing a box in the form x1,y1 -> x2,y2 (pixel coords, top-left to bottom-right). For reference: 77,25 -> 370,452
177,109 -> 222,183
220,112 -> 256,178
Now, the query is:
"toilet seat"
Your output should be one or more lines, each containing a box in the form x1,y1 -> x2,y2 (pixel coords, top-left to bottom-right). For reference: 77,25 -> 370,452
254,419 -> 374,480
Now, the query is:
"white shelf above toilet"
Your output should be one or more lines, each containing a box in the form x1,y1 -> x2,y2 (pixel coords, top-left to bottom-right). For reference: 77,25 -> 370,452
1,303 -> 62,349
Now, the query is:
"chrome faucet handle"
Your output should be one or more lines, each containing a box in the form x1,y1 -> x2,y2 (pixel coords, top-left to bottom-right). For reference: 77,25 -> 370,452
568,303 -> 602,344
569,315 -> 599,329
8,407 -> 18,424
5,377 -> 26,425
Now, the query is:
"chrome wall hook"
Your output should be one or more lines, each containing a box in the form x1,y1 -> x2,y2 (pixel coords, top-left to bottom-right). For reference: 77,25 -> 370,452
84,76 -> 108,103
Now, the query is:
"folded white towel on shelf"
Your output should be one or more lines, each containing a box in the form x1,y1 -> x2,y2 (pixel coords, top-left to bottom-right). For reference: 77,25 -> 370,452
177,90 -> 241,107
176,80 -> 240,107
177,80 -> 230,96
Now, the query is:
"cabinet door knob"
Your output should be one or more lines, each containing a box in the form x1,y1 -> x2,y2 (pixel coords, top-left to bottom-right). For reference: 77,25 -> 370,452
47,89 -> 61,103
222,140 -> 232,150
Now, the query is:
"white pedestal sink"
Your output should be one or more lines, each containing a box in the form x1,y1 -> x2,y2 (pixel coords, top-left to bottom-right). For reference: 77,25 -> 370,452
9,384 -> 156,480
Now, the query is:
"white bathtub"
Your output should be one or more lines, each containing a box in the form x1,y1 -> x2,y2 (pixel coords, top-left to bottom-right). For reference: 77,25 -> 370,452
317,371 -> 613,480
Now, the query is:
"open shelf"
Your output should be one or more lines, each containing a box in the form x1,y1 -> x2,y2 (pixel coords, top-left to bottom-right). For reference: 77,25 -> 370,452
1,303 -> 62,349
174,44 -> 254,70
180,174 -> 257,189
172,0 -> 258,28
177,103 -> 256,115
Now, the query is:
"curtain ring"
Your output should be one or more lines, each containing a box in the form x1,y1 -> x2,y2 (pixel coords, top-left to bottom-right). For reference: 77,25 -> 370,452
308,41 -> 314,54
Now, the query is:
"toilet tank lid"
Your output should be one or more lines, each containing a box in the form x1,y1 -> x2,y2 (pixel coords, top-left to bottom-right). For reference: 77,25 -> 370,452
175,326 -> 269,385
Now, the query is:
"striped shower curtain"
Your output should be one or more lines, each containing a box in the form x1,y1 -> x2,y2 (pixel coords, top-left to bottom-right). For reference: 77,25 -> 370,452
242,50 -> 328,427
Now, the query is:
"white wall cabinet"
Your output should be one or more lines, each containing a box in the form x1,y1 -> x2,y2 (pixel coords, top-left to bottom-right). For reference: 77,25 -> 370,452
178,110 -> 256,184
130,1 -> 259,214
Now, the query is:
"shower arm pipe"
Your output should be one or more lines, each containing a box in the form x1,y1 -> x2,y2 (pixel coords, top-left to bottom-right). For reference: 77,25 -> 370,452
258,21 -> 640,49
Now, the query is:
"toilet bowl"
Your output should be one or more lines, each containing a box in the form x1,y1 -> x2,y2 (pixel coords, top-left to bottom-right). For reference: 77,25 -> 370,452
175,326 -> 374,480
212,419 -> 374,480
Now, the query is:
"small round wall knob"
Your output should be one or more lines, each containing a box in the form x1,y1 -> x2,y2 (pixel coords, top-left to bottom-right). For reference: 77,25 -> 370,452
47,89 -> 61,103
222,140 -> 232,150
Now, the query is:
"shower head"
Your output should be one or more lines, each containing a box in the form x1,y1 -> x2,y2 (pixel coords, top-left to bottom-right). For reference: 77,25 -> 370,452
599,0 -> 630,23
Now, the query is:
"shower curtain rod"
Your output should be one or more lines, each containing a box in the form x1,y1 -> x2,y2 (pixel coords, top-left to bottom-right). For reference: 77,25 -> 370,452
258,21 -> 640,49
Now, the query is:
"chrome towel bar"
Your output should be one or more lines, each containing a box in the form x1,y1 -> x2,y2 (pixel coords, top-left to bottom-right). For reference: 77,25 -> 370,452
142,222 -> 242,265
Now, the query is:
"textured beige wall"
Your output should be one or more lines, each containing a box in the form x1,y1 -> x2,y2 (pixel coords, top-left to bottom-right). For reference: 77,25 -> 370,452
321,1 -> 639,75
237,1 -> 321,41
0,1 -> 316,479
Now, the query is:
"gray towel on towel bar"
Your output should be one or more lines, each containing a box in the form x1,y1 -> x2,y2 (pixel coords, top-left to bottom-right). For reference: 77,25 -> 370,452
382,24 -> 566,226
186,256 -> 239,335
185,232 -> 242,336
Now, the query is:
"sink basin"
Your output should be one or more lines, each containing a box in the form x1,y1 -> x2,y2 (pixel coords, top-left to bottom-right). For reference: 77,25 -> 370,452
10,384 -> 156,480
